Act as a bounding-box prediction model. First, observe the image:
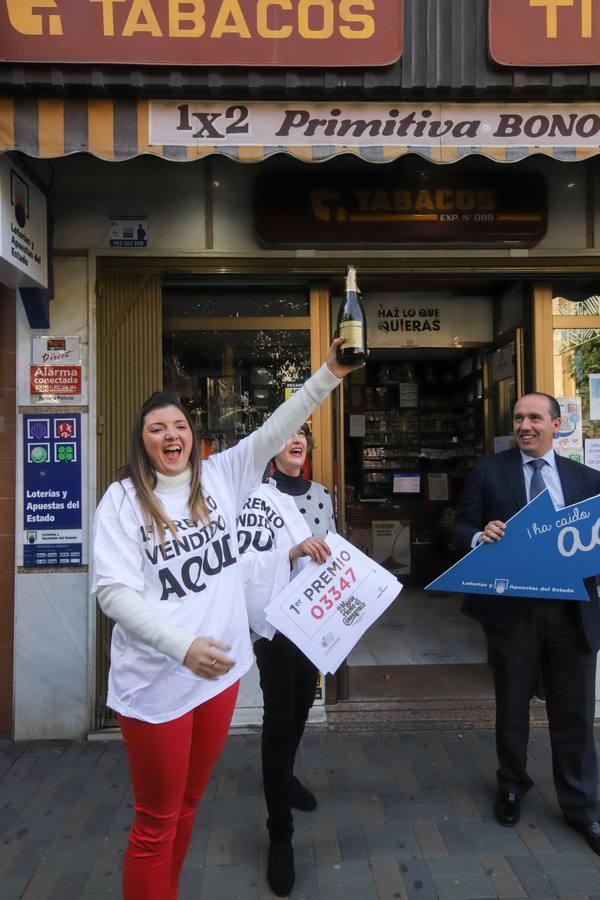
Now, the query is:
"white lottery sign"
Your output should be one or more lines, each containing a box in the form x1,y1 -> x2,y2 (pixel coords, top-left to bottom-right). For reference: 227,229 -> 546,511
265,532 -> 402,674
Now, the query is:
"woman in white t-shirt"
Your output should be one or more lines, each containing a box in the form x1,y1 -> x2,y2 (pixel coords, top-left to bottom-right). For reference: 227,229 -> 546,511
92,339 -> 359,900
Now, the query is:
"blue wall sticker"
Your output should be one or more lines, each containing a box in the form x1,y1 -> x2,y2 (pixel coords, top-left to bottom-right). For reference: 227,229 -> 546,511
23,413 -> 82,567
427,489 -> 600,601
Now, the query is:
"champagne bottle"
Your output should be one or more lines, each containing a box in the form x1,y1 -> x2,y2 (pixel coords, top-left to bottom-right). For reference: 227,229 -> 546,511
337,265 -> 367,365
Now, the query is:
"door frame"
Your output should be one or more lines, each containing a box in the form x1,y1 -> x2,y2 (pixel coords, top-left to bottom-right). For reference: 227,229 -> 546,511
482,325 -> 525,453
534,281 -> 600,393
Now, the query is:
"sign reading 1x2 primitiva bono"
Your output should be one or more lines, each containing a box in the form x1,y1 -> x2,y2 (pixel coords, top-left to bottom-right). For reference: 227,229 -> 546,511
149,101 -> 600,150
22,413 -> 83,568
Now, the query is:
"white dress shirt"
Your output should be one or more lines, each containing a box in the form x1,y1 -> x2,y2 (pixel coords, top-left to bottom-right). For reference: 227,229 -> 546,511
520,448 -> 565,508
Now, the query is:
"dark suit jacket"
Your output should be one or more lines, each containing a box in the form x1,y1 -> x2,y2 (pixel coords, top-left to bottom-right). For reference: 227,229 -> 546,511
453,448 -> 600,651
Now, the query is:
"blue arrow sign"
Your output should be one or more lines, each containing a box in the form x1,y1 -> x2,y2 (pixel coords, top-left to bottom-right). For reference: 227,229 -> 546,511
427,489 -> 600,601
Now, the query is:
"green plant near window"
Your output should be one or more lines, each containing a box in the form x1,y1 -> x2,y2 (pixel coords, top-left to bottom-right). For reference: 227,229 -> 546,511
567,340 -> 600,438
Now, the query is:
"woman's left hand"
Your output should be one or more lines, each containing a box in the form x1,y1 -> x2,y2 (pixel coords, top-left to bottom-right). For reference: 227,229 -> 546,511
183,636 -> 236,680
325,337 -> 366,379
289,537 -> 331,565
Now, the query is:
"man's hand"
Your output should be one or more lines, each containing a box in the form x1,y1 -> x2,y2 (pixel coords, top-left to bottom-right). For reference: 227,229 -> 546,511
477,520 -> 506,544
183,637 -> 235,680
325,337 -> 366,379
289,537 -> 331,565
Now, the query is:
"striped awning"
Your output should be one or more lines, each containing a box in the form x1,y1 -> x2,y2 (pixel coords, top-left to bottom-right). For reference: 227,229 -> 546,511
2,97 -> 600,164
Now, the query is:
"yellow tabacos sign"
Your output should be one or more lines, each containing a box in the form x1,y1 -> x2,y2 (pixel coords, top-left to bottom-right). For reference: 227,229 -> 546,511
489,0 -> 600,66
0,0 -> 403,67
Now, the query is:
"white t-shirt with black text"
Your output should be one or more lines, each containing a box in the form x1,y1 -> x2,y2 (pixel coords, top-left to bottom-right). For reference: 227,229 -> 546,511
92,443 -> 258,723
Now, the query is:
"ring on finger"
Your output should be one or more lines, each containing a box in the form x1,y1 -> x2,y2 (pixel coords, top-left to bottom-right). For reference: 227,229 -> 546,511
209,658 -> 217,669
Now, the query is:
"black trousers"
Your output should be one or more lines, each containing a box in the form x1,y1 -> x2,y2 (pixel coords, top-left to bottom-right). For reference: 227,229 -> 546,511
254,633 -> 318,840
485,599 -> 599,824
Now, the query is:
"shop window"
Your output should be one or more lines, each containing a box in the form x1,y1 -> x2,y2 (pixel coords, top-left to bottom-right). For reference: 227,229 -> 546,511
163,287 -> 309,318
552,293 -> 600,459
343,351 -> 485,584
553,294 -> 600,316
554,325 -> 600,443
163,327 -> 310,453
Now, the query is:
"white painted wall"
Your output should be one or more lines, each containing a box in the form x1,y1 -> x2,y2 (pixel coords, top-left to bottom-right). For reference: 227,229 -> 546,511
44,153 -> 590,255
14,258 -> 90,739
51,155 -> 206,253
14,572 -> 89,739
16,256 -> 89,404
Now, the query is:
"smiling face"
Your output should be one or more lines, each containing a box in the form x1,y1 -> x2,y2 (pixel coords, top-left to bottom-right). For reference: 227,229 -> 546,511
142,404 -> 194,476
513,394 -> 560,458
274,430 -> 308,476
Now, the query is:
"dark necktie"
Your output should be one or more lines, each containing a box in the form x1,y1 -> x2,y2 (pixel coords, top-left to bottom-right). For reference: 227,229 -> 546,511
528,458 -> 546,501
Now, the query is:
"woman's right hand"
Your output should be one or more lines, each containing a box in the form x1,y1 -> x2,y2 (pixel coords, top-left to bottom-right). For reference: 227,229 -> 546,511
326,337 -> 366,379
289,537 -> 331,565
183,637 -> 235,680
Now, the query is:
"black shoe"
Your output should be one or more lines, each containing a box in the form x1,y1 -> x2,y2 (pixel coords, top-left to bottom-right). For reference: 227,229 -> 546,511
291,776 -> 317,812
267,839 -> 295,897
566,819 -> 600,855
494,790 -> 521,826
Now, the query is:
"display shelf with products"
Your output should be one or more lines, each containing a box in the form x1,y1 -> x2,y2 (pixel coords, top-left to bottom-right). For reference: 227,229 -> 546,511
343,354 -> 484,583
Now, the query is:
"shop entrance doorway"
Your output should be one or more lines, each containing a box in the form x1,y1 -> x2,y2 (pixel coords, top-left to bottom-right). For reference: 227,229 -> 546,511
329,284 -> 527,728
343,347 -> 487,661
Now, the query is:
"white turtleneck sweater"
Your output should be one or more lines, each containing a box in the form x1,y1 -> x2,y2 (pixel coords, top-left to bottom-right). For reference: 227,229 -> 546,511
91,362 -> 340,723
96,468 -> 198,665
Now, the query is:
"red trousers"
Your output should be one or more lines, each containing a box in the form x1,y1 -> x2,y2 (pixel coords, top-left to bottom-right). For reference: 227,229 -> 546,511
119,681 -> 239,900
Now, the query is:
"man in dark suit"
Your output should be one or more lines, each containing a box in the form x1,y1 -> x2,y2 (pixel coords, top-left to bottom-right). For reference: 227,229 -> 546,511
453,392 -> 600,852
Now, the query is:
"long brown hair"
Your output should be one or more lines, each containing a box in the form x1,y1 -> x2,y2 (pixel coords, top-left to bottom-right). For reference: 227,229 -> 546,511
120,391 -> 209,541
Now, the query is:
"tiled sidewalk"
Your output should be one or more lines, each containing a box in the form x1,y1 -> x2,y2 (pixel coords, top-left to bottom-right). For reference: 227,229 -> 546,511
2,728 -> 600,899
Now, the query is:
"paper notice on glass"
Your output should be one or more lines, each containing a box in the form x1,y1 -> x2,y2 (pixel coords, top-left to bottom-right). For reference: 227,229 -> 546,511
591,375 -> 600,420
585,439 -> 600,471
399,382 -> 418,407
555,397 -> 582,451
393,473 -> 420,493
427,472 -> 449,501
349,414 -> 366,437
264,532 -> 402,674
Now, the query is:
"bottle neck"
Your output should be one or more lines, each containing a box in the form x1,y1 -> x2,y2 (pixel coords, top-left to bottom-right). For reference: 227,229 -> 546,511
345,266 -> 359,294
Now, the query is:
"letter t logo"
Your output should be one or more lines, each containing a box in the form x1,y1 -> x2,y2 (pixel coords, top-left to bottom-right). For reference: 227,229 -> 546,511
529,0 -> 574,38
6,0 -> 63,36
